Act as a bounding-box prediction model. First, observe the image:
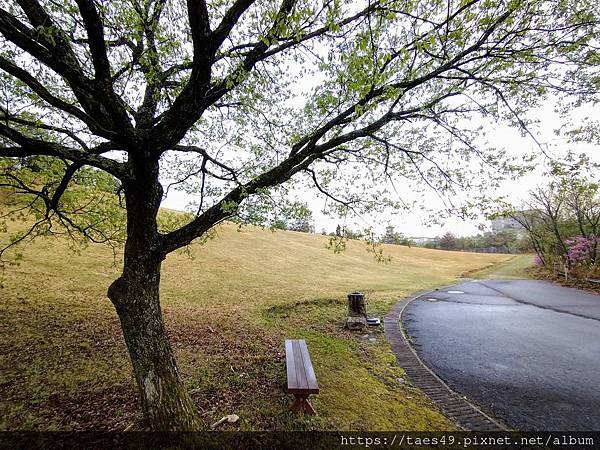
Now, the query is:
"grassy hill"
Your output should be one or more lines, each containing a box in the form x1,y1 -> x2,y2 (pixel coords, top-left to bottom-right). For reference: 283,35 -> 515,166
0,219 -> 530,431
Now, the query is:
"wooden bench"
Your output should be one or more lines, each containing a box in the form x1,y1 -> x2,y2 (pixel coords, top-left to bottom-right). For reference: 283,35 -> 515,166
285,339 -> 319,415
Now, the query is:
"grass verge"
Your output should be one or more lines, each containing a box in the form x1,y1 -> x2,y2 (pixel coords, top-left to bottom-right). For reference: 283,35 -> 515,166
467,254 -> 533,280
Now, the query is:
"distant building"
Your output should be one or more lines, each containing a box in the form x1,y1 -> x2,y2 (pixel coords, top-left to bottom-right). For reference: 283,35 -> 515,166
490,215 -> 526,234
410,236 -> 436,245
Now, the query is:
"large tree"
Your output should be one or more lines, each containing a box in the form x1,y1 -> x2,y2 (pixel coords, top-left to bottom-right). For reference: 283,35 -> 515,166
0,0 -> 597,430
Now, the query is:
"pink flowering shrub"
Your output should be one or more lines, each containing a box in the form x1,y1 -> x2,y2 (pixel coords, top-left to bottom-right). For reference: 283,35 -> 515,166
564,235 -> 599,281
565,235 -> 598,266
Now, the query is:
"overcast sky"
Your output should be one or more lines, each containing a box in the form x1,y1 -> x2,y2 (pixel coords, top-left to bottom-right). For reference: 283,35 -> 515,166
162,98 -> 599,238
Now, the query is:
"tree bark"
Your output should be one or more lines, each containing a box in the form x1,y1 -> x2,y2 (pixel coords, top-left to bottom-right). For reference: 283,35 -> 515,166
107,155 -> 202,430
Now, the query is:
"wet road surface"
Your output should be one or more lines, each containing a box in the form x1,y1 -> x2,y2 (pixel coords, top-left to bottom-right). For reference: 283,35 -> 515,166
403,279 -> 600,430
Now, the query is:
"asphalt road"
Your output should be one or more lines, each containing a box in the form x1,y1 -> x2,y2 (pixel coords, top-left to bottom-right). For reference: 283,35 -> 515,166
403,279 -> 600,431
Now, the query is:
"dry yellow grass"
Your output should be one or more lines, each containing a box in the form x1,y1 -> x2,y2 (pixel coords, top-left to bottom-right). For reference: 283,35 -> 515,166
0,220 -> 515,431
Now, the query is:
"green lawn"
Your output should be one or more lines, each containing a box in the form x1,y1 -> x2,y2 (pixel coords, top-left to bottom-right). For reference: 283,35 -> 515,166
470,254 -> 533,279
1,221 -> 514,431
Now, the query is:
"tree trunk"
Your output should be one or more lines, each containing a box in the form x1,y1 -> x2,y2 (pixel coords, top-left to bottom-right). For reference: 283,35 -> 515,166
107,155 -> 202,430
108,257 -> 202,430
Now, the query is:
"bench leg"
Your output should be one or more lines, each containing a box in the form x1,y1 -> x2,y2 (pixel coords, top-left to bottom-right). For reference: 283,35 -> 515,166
289,394 -> 316,415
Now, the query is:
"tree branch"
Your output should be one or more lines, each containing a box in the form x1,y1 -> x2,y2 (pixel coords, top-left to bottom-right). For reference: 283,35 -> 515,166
74,0 -> 112,82
187,0 -> 211,62
150,0 -> 297,150
211,0 -> 256,51
0,123 -> 127,179
1,4 -> 131,136
0,55 -> 94,127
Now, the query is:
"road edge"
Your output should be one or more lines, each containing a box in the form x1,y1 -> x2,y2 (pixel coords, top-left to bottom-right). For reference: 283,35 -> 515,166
384,286 -> 509,431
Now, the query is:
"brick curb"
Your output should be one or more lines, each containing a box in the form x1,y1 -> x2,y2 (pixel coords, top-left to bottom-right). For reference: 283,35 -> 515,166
384,289 -> 508,431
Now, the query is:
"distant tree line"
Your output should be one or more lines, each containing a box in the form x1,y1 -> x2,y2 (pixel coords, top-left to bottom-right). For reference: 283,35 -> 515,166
319,224 -> 369,240
419,230 -> 531,253
273,216 -> 315,233
263,202 -> 315,233
380,225 -> 414,247
317,223 -> 531,254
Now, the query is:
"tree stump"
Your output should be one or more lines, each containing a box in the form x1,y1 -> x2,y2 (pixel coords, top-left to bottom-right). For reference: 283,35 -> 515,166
348,292 -> 367,317
346,292 -> 367,330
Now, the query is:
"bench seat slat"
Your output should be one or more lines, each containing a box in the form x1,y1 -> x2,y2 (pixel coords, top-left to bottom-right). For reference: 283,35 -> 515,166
285,339 -> 320,395
285,340 -> 297,392
299,340 -> 319,392
292,339 -> 309,390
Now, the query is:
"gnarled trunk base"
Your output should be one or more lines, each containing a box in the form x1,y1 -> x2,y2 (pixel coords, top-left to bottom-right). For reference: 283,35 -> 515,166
108,261 -> 202,431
